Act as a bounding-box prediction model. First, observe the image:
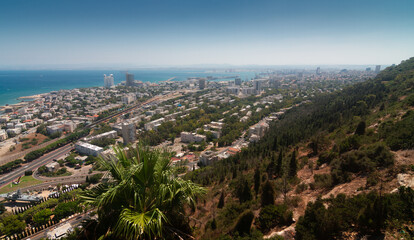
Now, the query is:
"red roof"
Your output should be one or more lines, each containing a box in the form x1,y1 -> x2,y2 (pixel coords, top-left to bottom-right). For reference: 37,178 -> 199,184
227,147 -> 240,154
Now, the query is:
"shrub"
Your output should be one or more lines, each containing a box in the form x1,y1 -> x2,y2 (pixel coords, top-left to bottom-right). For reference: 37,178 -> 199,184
295,183 -> 308,194
87,173 -> 103,184
317,151 -> 337,166
296,188 -> 414,239
313,174 -> 333,189
257,204 -> 293,233
379,111 -> 414,150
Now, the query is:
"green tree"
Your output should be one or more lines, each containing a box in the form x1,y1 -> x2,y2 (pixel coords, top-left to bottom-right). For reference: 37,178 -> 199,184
0,214 -> 26,236
257,204 -> 293,233
218,191 -> 225,209
289,150 -> 297,178
54,201 -> 79,220
233,210 -> 254,236
234,176 -> 252,204
253,168 -> 261,196
355,121 -> 366,135
81,144 -> 206,240
275,149 -> 283,177
33,208 -> 53,225
261,180 -> 275,207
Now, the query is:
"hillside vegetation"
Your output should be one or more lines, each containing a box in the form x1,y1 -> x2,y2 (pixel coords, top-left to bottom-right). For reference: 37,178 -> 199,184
186,58 -> 414,239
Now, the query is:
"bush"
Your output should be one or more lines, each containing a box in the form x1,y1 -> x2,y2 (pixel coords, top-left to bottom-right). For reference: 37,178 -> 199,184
317,151 -> 337,166
313,174 -> 333,189
338,135 -> 361,154
85,155 -> 98,165
330,142 -> 393,184
295,183 -> 308,194
379,111 -> 414,150
296,188 -> 414,239
87,173 -> 103,184
257,204 -> 293,233
24,170 -> 33,176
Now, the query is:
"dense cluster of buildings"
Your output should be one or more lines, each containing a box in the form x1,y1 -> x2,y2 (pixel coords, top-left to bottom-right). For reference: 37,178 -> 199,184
0,67 -> 378,174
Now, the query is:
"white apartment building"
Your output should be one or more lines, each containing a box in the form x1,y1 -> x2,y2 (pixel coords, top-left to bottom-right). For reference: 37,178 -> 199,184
75,141 -> 103,157
180,132 -> 206,143
104,74 -> 115,88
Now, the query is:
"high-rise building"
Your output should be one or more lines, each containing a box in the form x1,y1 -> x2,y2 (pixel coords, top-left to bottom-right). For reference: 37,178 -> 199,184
254,80 -> 262,94
122,122 -> 136,145
235,77 -> 242,86
366,67 -> 372,72
104,74 -> 114,88
199,78 -> 206,90
126,73 -> 134,87
375,65 -> 381,73
316,67 -> 321,75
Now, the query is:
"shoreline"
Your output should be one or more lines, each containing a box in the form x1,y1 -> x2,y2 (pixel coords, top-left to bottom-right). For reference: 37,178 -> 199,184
17,93 -> 47,100
0,71 -> 252,110
0,93 -> 46,111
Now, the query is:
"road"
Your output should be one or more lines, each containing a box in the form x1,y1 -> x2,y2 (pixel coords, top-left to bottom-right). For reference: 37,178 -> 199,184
0,144 -> 73,189
0,91 -> 182,191
0,137 -> 62,165
23,212 -> 90,240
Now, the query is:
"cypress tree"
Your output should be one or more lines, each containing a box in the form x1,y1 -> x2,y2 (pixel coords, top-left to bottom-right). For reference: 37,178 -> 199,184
254,167 -> 261,196
211,218 -> 217,230
261,180 -> 275,207
236,176 -> 252,204
275,149 -> 283,177
289,150 -> 297,178
355,121 -> 366,135
217,191 -> 225,209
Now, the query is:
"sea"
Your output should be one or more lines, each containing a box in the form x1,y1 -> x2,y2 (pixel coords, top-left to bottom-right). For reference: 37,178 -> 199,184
0,69 -> 257,107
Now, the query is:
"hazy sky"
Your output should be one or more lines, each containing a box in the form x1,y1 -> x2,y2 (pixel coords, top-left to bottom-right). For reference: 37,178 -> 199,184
1,0 -> 414,68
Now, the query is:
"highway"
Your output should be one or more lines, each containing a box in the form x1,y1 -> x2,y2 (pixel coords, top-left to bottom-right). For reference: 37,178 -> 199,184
0,92 -> 181,191
0,144 -> 73,189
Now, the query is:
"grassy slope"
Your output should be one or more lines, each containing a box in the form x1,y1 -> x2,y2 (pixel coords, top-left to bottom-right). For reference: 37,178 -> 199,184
0,176 -> 43,194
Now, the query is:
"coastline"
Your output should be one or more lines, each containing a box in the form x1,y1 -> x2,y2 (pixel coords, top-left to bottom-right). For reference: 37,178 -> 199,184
18,93 -> 47,100
0,93 -> 46,111
0,69 -> 256,110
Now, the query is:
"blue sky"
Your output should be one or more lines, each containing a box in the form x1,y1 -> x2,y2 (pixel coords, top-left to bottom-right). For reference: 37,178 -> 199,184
1,0 -> 413,68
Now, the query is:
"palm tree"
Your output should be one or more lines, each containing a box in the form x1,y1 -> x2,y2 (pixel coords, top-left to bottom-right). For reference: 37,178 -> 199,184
80,144 -> 206,240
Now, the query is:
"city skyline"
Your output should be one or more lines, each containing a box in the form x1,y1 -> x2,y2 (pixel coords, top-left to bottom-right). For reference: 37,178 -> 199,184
1,0 -> 414,68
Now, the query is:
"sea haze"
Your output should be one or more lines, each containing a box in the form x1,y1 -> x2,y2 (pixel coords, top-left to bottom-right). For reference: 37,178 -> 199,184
0,70 -> 257,106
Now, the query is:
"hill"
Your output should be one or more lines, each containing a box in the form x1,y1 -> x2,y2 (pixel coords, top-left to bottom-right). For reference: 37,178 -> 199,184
186,57 -> 414,239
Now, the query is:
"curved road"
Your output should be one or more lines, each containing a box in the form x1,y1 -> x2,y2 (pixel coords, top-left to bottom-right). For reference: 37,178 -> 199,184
0,144 -> 73,189
0,92 -> 180,191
